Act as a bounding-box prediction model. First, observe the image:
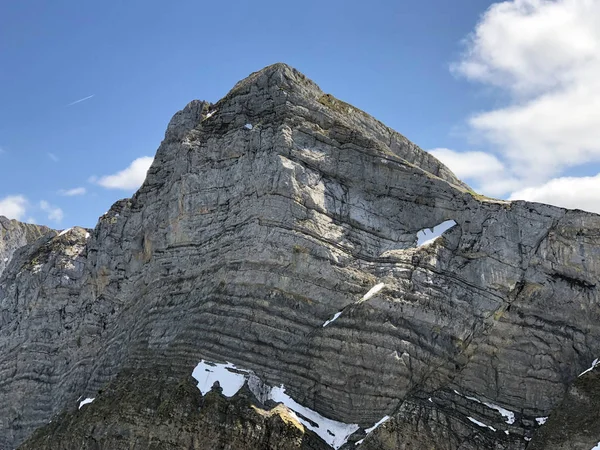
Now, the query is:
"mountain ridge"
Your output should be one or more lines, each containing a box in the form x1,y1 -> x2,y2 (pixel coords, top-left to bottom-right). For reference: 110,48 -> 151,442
1,63 -> 599,449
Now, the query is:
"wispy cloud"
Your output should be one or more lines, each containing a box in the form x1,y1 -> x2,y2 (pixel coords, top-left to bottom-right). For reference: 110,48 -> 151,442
66,94 -> 95,107
59,187 -> 86,196
40,200 -> 64,223
47,152 -> 59,162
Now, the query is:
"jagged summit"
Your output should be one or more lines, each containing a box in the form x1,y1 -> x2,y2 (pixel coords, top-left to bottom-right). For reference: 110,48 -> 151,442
2,65 -> 600,450
153,63 -> 469,207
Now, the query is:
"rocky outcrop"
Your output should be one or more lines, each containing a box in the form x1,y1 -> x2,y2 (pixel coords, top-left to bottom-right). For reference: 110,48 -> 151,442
20,368 -> 330,450
527,363 -> 600,450
1,63 -> 600,449
0,216 -> 50,277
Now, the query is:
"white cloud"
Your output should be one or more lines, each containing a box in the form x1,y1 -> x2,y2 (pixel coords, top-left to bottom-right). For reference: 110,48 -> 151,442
59,187 -> 86,196
429,148 -> 504,179
40,200 -> 64,223
95,156 -> 154,190
454,0 -> 600,183
0,195 -> 27,220
509,173 -> 600,214
428,148 -> 521,196
47,152 -> 59,162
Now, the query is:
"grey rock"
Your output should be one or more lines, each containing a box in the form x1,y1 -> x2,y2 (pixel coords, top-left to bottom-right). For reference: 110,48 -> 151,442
0,216 -> 51,277
20,368 -> 331,450
1,63 -> 599,449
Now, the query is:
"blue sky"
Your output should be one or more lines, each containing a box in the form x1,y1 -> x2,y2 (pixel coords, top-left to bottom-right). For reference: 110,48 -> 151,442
1,0 -> 599,228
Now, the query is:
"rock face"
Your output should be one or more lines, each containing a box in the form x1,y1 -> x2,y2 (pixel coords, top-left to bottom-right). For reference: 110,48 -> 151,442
0,216 -> 50,277
20,368 -> 330,450
2,63 -> 600,449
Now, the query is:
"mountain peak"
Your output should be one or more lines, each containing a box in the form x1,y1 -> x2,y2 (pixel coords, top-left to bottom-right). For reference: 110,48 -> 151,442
5,63 -> 600,450
228,62 -> 323,97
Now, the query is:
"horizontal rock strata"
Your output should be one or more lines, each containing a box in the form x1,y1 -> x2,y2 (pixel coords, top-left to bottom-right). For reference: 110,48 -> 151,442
1,64 -> 599,449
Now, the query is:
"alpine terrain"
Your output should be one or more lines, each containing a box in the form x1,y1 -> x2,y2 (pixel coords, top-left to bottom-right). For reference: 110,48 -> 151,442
1,63 -> 599,449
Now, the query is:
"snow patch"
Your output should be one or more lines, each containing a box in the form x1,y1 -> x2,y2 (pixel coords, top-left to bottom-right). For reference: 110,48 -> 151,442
579,358 -> 599,377
192,360 -> 359,449
78,397 -> 95,409
205,110 -> 217,119
417,220 -> 457,246
3,257 -> 8,262
192,360 -> 248,397
536,417 -> 548,425
244,123 -> 253,130
365,415 -> 390,433
590,442 -> 600,450
468,416 -> 496,432
359,283 -> 385,303
464,395 -> 515,425
458,390 -> 515,424
323,311 -> 343,327
270,385 -> 359,449
57,227 -> 73,237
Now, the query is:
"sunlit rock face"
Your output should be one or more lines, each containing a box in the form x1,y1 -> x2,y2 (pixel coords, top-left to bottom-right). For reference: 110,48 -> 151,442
2,64 -> 600,450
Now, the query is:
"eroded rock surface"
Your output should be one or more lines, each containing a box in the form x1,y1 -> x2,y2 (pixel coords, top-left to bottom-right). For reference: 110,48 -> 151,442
1,64 -> 600,449
20,368 -> 330,450
0,216 -> 50,277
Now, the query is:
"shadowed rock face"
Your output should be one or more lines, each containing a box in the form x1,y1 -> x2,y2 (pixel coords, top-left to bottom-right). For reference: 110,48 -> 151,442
2,64 -> 600,449
20,368 -> 331,450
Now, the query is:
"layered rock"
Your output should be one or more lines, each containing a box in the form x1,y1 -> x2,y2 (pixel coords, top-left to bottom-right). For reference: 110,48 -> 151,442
1,64 -> 600,449
0,216 -> 50,277
20,368 -> 330,450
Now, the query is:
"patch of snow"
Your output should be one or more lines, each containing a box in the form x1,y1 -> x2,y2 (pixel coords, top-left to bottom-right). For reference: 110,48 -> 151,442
78,397 -> 95,409
355,439 -> 364,446
57,227 -> 73,237
462,391 -> 515,424
323,311 -> 343,327
205,110 -> 217,119
536,417 -> 548,425
192,360 -> 248,397
364,415 -> 390,434
504,430 -> 509,435
579,358 -> 599,377
63,275 -> 70,281
3,257 -> 8,262
85,232 -> 91,239
590,442 -> 600,450
524,437 -> 532,442
359,283 -> 386,303
417,220 -> 457,247
468,416 -> 496,432
32,264 -> 43,274
270,385 -> 359,449
244,123 -> 253,130
191,359 -> 359,449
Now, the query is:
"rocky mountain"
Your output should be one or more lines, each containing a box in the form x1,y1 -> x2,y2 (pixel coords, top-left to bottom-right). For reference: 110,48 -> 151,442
1,63 -> 599,449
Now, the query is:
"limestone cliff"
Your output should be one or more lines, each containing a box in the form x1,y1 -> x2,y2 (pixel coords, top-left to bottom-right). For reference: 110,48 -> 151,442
2,64 -> 600,449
